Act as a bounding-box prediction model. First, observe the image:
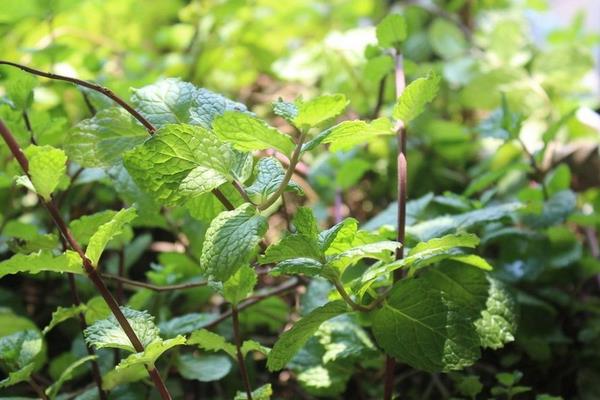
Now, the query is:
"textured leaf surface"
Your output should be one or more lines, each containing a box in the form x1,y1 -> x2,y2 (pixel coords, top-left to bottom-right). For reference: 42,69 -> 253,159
260,234 -> 322,264
84,307 -> 160,352
131,78 -> 196,127
0,330 -> 43,388
319,118 -> 393,151
293,94 -> 348,130
24,145 -> 67,200
246,157 -> 302,203
222,265 -> 257,305
190,88 -> 248,129
272,99 -> 298,122
372,266 -> 489,372
270,258 -> 324,277
327,241 -> 399,271
393,73 -> 441,123
65,108 -> 147,167
376,14 -> 407,47
234,383 -> 273,400
0,250 -> 82,279
267,301 -> 347,371
201,204 -> 267,281
158,313 -> 218,338
123,124 -> 233,205
475,278 -> 518,349
213,112 -> 295,154
85,208 -> 137,266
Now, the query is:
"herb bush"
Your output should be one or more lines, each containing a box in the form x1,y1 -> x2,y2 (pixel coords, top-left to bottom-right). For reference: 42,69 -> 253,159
0,1 -> 599,399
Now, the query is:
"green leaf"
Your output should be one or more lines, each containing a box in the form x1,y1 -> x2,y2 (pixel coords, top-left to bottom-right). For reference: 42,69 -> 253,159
84,307 -> 160,352
212,112 -> 295,155
234,383 -> 273,400
246,157 -> 302,203
45,355 -> 96,399
315,315 -> 377,363
5,73 -> 36,111
318,218 -> 358,254
0,250 -> 82,279
372,266 -> 488,372
260,234 -> 322,264
42,304 -> 87,335
241,339 -> 270,357
85,208 -> 137,266
123,124 -> 233,205
428,19 -> 467,59
190,88 -> 248,129
158,313 -> 218,338
131,78 -> 196,127
475,278 -> 518,349
65,108 -> 147,168
84,297 -> 111,325
176,353 -> 232,382
23,145 -> 67,200
272,99 -> 298,123
102,364 -> 146,391
70,210 -> 131,247
267,301 -> 347,371
316,118 -> 393,152
376,14 -> 407,48
115,336 -> 186,369
0,330 -> 43,388
393,72 -> 441,123
292,94 -> 348,130
293,207 -> 319,238
201,204 -> 267,282
187,329 -> 236,358
270,258 -> 324,277
327,241 -> 399,271
222,265 -> 257,305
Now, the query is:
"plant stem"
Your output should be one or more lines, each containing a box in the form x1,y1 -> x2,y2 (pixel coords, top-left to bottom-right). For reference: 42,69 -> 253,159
371,76 -> 387,119
0,119 -> 172,400
232,305 -> 253,400
102,273 -> 208,292
212,188 -> 235,210
233,179 -> 255,204
383,48 -> 408,400
332,278 -> 388,312
29,378 -> 48,400
0,60 -> 154,133
22,111 -> 36,145
517,137 -> 548,200
258,132 -> 306,211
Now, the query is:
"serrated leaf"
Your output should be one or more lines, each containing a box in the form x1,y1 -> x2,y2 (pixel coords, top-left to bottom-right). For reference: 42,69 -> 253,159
212,112 -> 295,155
131,78 -> 196,127
201,204 -> 267,282
115,336 -> 185,369
222,265 -> 257,305
316,315 -> 376,363
311,118 -> 393,152
318,218 -> 358,254
84,307 -> 160,352
267,301 -> 347,371
327,241 -> 399,271
272,99 -> 298,123
241,340 -> 270,357
0,330 -> 43,388
475,277 -> 518,349
293,94 -> 348,130
176,353 -> 232,382
0,250 -> 82,279
69,210 -> 129,247
102,363 -> 146,390
293,207 -> 319,238
23,145 -> 67,200
123,124 -> 233,205
45,355 -> 96,399
85,208 -> 136,266
43,304 -> 87,335
158,313 -> 218,338
376,14 -> 407,48
65,108 -> 147,168
234,383 -> 273,400
245,157 -> 302,203
84,297 -> 111,325
187,329 -> 236,358
190,88 -> 248,129
260,234 -> 322,264
393,72 -> 440,123
373,265 -> 488,372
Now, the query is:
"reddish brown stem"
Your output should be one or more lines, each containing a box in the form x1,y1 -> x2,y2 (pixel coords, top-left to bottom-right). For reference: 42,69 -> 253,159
0,119 -> 172,400
232,305 -> 254,399
0,60 -> 155,133
383,49 -> 408,400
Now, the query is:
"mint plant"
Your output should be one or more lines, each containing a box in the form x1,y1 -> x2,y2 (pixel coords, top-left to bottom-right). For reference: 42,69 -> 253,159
0,2 -> 598,399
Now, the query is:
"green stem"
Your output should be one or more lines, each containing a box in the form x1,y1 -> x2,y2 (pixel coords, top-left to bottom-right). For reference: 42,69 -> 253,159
258,132 -> 306,211
232,305 -> 253,400
332,278 -> 388,312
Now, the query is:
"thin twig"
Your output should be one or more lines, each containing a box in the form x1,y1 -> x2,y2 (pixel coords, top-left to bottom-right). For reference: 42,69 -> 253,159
258,132 -> 306,211
102,273 -> 208,292
232,305 -> 254,400
29,378 -> 48,400
0,61 -> 155,133
371,76 -> 387,119
22,111 -> 36,145
232,179 -> 255,204
0,119 -> 172,400
332,278 -> 389,312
